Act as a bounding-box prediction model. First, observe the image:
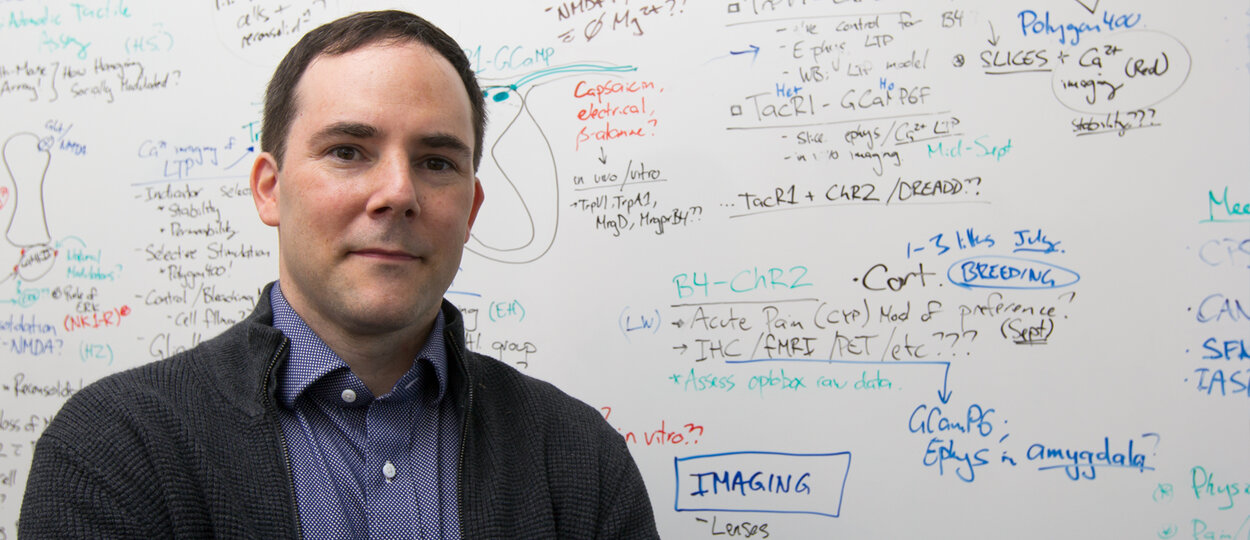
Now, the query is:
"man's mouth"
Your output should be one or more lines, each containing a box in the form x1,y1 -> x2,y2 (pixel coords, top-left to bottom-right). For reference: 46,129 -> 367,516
350,248 -> 419,261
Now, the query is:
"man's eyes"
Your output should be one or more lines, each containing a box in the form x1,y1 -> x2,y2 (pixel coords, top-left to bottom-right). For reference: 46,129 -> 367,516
323,146 -> 461,173
421,157 -> 457,172
329,146 -> 361,161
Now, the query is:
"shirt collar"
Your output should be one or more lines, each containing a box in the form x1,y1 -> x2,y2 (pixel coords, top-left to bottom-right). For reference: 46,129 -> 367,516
269,282 -> 451,408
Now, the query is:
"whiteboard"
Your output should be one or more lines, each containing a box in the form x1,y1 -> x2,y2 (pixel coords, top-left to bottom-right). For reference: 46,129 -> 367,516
2,1 -> 1248,538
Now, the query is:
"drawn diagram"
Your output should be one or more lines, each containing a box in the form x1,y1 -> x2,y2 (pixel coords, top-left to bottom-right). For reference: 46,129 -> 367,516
2,133 -> 57,283
469,62 -> 636,264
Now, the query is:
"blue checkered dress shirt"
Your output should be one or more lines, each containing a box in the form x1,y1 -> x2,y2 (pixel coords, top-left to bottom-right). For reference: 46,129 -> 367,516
269,283 -> 461,539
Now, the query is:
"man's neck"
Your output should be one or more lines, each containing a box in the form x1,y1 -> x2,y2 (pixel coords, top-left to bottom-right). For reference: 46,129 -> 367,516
316,326 -> 427,396
277,286 -> 434,396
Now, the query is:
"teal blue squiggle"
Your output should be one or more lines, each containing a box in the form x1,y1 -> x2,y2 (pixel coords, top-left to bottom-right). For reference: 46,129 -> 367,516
57,235 -> 87,248
482,63 -> 637,102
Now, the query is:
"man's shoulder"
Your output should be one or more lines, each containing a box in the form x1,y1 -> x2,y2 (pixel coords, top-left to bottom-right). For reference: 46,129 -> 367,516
22,315 -> 298,539
457,348 -> 625,454
41,317 -> 274,447
455,349 -> 658,538
462,349 -> 601,418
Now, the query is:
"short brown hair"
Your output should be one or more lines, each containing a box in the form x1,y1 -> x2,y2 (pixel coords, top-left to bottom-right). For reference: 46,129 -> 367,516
261,10 -> 486,169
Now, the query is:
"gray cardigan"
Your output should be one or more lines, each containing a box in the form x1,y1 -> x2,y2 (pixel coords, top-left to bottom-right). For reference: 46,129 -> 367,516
20,284 -> 658,538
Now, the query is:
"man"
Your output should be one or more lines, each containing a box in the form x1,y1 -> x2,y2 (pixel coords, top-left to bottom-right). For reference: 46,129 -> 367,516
20,10 -> 658,539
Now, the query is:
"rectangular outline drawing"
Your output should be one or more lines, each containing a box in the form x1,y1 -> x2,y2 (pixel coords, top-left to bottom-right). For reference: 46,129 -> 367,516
673,450 -> 852,518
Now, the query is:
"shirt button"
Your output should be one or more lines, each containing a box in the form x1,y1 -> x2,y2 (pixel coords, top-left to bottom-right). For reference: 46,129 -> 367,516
382,461 -> 397,480
341,389 -> 356,403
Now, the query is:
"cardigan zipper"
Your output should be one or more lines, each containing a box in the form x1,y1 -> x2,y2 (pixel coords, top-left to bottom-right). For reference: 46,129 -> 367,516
453,336 -> 474,536
261,339 -> 303,539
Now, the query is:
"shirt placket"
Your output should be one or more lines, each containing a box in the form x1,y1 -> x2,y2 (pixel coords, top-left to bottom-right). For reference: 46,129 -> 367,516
364,397 -> 420,539
412,392 -> 445,540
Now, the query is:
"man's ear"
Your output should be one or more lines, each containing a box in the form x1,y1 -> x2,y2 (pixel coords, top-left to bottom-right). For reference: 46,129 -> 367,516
465,178 -> 485,242
251,152 -> 281,227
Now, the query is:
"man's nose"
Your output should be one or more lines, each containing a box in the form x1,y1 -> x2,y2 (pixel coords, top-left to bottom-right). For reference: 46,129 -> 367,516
367,153 -> 419,218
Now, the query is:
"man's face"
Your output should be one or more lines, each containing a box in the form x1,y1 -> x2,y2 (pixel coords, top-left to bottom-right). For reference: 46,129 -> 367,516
252,40 -> 484,341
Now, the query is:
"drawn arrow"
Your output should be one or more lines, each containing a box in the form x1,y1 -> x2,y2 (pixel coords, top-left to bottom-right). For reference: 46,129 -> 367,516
224,145 -> 255,170
937,363 -> 953,404
672,344 -> 688,354
1075,0 -> 1099,14
597,146 -> 607,164
987,21 -> 1000,46
730,44 -> 760,61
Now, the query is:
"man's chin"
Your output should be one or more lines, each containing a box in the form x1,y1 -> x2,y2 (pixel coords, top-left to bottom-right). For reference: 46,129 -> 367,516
337,296 -> 439,335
